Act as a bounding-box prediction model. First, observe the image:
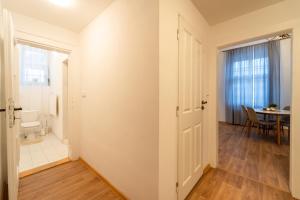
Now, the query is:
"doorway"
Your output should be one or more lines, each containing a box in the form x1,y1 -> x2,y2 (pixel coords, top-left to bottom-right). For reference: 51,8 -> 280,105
217,33 -> 292,193
16,44 -> 70,177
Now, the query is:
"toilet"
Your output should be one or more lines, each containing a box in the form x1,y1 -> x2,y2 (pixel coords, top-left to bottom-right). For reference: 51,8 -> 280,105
21,110 -> 42,141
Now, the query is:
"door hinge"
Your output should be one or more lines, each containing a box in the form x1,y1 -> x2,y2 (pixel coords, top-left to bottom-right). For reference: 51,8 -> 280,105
177,29 -> 180,40
176,182 -> 179,193
176,106 -> 179,117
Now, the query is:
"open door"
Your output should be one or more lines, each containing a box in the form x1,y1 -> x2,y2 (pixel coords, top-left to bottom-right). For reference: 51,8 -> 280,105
177,16 -> 204,200
2,9 -> 20,200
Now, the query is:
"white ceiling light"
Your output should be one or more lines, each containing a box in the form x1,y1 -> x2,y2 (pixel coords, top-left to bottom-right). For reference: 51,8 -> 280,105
49,0 -> 73,7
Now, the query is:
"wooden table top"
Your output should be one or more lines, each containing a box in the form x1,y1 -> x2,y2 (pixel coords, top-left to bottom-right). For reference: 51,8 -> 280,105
255,109 -> 291,116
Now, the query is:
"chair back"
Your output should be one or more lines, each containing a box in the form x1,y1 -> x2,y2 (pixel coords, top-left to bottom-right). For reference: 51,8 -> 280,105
282,106 -> 290,123
246,107 -> 259,123
283,106 -> 290,111
241,105 -> 249,119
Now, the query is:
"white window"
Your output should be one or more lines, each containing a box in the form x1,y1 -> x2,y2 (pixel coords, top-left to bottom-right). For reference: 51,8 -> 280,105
20,45 -> 50,86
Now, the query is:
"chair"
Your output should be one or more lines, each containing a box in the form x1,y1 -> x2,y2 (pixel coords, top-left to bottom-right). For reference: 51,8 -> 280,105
246,107 -> 276,137
241,105 -> 250,134
281,106 -> 290,141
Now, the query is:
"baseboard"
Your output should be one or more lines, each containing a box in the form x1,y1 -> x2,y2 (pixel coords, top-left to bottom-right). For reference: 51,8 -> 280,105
19,158 -> 70,178
3,182 -> 8,200
203,164 -> 212,175
292,191 -> 300,200
79,158 -> 127,200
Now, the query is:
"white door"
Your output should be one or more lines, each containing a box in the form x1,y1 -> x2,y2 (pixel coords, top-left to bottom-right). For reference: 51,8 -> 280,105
177,16 -> 204,200
2,9 -> 20,200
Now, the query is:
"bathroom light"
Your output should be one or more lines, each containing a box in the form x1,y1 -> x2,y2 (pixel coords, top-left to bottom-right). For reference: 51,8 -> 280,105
49,0 -> 73,7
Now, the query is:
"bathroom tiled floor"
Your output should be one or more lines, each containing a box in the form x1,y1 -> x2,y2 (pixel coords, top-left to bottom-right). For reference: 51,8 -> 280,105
19,133 -> 69,172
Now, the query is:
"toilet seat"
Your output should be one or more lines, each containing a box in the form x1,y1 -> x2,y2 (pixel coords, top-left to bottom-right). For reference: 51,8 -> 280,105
21,121 -> 41,128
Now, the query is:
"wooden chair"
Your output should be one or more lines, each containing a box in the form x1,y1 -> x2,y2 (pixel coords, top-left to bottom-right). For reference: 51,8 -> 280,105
281,106 -> 290,142
241,105 -> 250,134
246,107 -> 276,137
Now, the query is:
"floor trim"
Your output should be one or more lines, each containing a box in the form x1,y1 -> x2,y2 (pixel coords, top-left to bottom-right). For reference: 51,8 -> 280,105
19,157 -> 70,178
203,164 -> 212,175
79,158 -> 127,200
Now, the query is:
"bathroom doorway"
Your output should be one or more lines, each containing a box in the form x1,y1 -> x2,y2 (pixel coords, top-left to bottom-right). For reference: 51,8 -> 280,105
16,44 -> 70,176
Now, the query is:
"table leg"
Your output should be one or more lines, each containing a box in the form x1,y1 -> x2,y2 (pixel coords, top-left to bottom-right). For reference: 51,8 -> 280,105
276,115 -> 281,145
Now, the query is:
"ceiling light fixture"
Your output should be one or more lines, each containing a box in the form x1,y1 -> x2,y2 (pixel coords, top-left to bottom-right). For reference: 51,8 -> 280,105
49,0 -> 73,7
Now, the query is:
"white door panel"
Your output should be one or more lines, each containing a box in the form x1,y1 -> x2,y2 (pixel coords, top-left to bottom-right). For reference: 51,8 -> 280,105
2,9 -> 19,200
178,16 -> 204,200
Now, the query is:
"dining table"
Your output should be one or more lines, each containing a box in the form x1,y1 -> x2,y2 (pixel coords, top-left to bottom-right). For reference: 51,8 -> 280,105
255,109 -> 290,145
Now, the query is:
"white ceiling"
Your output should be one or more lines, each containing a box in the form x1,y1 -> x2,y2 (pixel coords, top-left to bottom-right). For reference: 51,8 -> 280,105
3,0 -> 114,32
192,0 -> 285,25
3,0 -> 285,32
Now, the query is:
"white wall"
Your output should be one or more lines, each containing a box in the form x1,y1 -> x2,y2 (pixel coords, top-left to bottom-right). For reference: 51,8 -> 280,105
159,0 -> 210,199
79,0 -> 159,199
11,13 -> 81,160
12,12 -> 78,48
20,87 -> 49,114
208,0 -> 300,198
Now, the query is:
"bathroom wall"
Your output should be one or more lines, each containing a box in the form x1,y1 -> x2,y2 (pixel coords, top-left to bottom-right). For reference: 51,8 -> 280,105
49,52 -> 68,141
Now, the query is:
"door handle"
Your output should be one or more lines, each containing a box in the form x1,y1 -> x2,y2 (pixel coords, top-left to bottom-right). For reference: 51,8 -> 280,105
201,100 -> 208,105
0,107 -> 22,112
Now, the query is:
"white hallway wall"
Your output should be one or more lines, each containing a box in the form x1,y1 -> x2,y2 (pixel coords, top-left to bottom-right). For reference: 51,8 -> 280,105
79,0 -> 159,199
208,0 -> 300,198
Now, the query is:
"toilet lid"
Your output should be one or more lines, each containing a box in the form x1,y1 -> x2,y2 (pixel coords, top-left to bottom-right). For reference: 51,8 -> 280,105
21,121 -> 41,128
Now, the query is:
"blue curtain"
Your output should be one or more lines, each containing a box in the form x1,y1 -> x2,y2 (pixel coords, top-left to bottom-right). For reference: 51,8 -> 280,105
268,40 -> 281,106
225,41 -> 280,124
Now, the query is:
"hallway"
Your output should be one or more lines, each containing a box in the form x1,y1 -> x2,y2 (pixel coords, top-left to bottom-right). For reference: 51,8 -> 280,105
18,161 -> 125,200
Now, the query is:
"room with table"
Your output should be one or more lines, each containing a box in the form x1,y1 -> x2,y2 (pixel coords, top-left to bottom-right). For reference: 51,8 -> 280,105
217,32 -> 292,193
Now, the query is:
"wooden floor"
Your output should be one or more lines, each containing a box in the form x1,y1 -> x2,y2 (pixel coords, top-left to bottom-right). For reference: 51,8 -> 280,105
19,123 -> 293,200
18,160 -> 124,200
187,123 -> 294,200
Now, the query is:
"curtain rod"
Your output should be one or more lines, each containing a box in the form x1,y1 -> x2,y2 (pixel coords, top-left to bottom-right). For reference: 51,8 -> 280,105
221,36 -> 291,52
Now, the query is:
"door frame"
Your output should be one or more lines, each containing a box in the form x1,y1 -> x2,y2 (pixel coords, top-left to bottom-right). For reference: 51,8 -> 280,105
14,29 -> 81,160
15,38 -> 72,151
214,29 -> 296,196
176,15 -> 205,200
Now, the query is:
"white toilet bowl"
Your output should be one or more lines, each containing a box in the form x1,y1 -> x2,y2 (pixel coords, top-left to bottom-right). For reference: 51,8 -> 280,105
21,110 -> 41,140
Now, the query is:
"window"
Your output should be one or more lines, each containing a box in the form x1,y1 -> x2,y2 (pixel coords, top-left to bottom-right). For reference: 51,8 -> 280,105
225,41 -> 280,124
20,45 -> 50,86
232,57 -> 269,108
